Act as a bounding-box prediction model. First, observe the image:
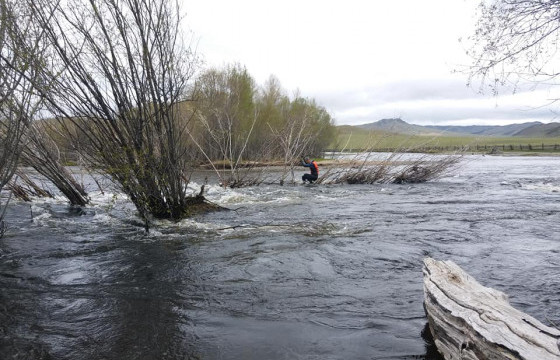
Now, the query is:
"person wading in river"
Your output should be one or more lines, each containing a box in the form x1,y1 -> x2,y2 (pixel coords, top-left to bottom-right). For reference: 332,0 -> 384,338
301,156 -> 319,184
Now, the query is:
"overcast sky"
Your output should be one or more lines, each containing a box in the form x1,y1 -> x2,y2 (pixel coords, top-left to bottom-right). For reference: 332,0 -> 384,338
185,0 -> 560,126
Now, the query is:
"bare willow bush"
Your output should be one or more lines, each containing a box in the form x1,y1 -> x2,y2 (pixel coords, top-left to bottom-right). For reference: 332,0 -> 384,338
271,96 -> 332,185
0,0 -> 48,234
0,0 -> 29,192
321,152 -> 401,185
320,140 -> 463,186
7,171 -> 53,202
191,65 -> 273,188
20,122 -> 89,206
318,133 -> 403,184
466,0 -> 560,95
391,154 -> 463,184
18,0 -> 212,229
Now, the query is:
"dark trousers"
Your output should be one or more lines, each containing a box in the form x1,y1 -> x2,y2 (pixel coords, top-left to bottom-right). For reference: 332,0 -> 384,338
302,174 -> 318,183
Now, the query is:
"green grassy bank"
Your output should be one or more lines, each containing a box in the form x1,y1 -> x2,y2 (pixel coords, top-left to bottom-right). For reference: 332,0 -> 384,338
331,127 -> 560,153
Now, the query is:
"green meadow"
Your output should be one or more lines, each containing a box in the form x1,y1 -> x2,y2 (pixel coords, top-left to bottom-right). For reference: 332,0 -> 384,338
332,126 -> 560,153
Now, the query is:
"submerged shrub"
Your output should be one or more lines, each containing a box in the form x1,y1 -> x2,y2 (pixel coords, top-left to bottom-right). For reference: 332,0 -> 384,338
320,152 -> 463,185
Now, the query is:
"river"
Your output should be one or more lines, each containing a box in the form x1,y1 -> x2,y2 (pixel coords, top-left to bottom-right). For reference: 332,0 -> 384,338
1,154 -> 559,359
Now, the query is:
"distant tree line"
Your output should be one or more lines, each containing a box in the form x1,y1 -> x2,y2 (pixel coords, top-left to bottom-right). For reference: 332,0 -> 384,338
190,64 -> 335,186
193,64 -> 335,163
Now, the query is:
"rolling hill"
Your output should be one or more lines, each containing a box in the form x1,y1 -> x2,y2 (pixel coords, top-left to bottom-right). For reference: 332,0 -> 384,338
513,122 -> 560,137
356,118 -> 436,135
424,122 -> 542,136
351,118 -> 560,137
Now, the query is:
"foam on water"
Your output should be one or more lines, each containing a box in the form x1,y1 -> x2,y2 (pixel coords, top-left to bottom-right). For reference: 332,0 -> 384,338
92,213 -> 114,224
524,181 -> 560,193
31,211 -> 52,224
88,190 -> 128,203
153,217 -> 225,233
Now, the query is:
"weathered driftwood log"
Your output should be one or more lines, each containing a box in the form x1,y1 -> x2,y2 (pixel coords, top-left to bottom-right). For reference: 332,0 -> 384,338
423,258 -> 560,360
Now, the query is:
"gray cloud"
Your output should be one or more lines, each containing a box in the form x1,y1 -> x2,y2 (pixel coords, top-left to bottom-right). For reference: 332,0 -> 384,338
315,78 -> 479,111
312,78 -> 560,126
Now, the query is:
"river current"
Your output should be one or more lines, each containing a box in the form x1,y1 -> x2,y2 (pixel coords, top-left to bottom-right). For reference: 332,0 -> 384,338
1,154 -> 559,359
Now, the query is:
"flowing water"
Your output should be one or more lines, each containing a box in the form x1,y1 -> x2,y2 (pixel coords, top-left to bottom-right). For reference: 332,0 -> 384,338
1,154 -> 559,359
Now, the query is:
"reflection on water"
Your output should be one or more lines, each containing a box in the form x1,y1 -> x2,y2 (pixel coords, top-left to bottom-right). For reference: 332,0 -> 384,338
1,155 -> 559,359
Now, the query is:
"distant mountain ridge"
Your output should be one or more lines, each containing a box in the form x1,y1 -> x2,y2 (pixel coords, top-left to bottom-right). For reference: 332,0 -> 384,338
424,122 -> 542,136
354,118 -> 560,137
357,118 -> 434,135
